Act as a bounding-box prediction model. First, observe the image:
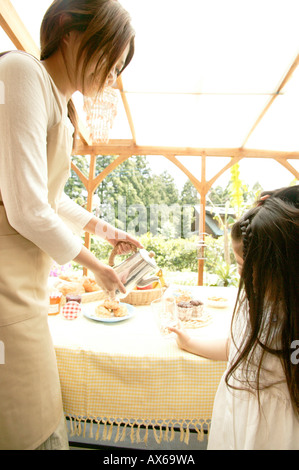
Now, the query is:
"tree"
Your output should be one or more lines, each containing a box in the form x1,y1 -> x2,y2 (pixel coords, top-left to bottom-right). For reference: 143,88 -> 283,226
94,155 -> 180,235
64,155 -> 89,207
65,155 -> 263,244
207,185 -> 230,206
180,180 -> 200,206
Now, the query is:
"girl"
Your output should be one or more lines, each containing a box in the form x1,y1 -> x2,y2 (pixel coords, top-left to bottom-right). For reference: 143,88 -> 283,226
170,185 -> 299,449
0,0 -> 141,450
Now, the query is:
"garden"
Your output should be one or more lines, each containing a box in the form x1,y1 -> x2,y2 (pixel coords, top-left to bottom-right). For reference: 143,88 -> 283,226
61,154 -> 273,287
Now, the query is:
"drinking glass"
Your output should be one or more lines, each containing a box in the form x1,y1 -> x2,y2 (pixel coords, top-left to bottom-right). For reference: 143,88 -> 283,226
151,297 -> 178,338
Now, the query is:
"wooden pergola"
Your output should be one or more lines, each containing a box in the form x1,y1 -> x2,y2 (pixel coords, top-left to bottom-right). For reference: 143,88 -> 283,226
1,0 -> 299,284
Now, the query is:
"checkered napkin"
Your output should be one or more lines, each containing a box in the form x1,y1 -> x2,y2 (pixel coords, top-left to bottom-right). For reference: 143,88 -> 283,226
62,301 -> 81,320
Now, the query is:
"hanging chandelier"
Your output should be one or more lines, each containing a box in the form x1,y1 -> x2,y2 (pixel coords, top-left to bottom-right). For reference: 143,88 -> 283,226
84,86 -> 119,144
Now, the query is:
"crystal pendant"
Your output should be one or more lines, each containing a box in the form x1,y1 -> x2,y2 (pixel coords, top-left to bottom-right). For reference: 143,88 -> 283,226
84,87 -> 118,144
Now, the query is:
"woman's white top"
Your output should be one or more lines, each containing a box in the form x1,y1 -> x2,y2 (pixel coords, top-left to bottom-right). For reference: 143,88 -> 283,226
0,51 -> 93,265
208,300 -> 299,450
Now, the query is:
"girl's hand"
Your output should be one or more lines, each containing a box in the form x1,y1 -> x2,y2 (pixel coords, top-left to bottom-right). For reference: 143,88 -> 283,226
167,325 -> 192,351
169,325 -> 230,361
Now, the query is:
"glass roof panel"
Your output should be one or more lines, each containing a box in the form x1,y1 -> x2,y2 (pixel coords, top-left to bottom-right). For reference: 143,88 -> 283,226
126,92 -> 269,147
246,66 -> 299,151
0,26 -> 17,51
121,0 -> 299,94
4,0 -> 299,157
10,0 -> 47,47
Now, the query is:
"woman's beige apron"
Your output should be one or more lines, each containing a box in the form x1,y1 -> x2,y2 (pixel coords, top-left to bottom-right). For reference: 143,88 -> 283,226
0,62 -> 73,450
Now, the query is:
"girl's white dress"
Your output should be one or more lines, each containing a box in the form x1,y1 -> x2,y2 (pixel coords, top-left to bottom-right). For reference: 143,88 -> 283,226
208,301 -> 299,450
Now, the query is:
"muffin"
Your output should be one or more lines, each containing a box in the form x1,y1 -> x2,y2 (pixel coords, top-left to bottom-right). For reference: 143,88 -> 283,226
113,305 -> 128,317
189,299 -> 204,318
177,301 -> 193,321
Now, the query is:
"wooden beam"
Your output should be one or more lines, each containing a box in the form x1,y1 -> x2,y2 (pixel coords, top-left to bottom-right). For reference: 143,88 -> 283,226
116,76 -> 136,143
70,161 -> 89,189
0,0 -> 40,58
91,154 -> 131,192
76,117 -> 93,147
273,157 -> 299,181
86,155 -> 97,212
205,156 -> 244,193
242,53 -> 299,147
162,154 -> 202,193
73,141 -> 299,160
83,154 -> 97,275
197,164 -> 206,286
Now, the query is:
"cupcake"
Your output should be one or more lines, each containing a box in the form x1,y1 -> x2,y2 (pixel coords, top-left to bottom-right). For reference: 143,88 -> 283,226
177,301 -> 193,321
189,299 -> 204,318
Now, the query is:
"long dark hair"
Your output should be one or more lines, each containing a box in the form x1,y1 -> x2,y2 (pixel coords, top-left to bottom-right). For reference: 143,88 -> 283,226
40,0 -> 135,135
228,185 -> 299,415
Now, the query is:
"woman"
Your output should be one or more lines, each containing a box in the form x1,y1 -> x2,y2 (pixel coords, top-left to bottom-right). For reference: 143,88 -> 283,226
0,0 -> 140,450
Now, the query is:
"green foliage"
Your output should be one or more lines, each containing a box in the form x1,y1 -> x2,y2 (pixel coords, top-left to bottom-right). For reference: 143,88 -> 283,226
88,233 -> 199,272
66,155 -> 182,234
207,185 -> 230,206
180,179 -> 200,205
228,163 -> 264,217
87,231 -> 239,287
207,261 -> 239,287
65,154 -> 276,287
139,233 -> 199,271
230,163 -> 243,218
64,155 -> 88,207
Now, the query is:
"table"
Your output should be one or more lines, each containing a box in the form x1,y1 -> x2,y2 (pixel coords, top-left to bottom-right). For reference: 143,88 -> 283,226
48,286 -> 237,447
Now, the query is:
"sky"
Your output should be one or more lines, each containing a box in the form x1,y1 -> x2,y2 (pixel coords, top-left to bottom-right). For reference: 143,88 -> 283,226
146,154 -> 298,193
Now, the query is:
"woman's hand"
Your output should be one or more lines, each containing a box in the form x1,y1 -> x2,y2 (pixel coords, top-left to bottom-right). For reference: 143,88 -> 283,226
84,217 -> 143,254
93,263 -> 126,299
74,245 -> 126,299
106,228 -> 143,254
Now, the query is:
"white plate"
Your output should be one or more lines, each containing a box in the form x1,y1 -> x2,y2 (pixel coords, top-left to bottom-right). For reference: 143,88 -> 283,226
83,302 -> 135,323
207,298 -> 228,309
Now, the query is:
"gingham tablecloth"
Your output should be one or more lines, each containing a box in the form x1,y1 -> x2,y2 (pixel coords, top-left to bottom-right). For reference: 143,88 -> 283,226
48,286 -> 236,445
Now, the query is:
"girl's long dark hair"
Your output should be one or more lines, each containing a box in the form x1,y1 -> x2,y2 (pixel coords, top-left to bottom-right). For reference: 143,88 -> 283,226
40,0 -> 135,137
228,185 -> 299,415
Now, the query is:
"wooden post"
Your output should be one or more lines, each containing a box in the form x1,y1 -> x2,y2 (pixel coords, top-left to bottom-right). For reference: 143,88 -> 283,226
83,154 -> 96,276
197,154 -> 206,286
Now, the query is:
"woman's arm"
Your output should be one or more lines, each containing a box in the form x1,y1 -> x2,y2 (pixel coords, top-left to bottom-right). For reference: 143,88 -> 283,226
73,216 -> 144,295
83,216 -> 143,253
58,194 -> 143,253
0,53 -> 84,265
168,326 -> 230,361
